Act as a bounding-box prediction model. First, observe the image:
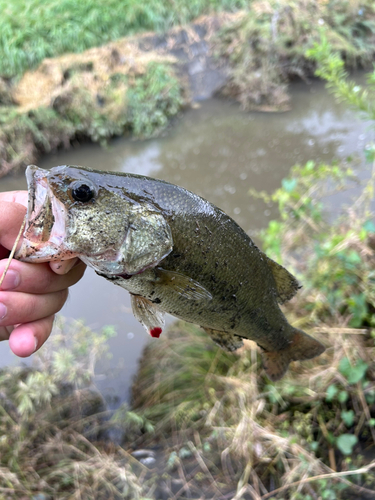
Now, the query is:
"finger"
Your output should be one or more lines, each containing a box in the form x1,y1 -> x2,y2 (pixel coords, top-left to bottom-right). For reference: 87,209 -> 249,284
50,258 -> 82,275
0,201 -> 27,251
0,191 -> 28,207
0,289 -> 68,327
8,315 -> 55,357
0,259 -> 86,294
0,325 -> 13,341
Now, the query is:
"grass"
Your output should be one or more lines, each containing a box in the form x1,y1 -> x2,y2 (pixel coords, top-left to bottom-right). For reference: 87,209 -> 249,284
2,1 -> 375,177
217,0 -> 375,110
128,163 -> 375,499
0,318 -> 153,499
0,0 -> 248,79
1,160 -> 374,498
127,56 -> 375,498
1,8 -> 375,500
0,58 -> 185,177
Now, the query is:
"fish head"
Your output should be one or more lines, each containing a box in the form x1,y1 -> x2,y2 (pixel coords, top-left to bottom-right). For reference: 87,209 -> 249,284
16,165 -> 173,276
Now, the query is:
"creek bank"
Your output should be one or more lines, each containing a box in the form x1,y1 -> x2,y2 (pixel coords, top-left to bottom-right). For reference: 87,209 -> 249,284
2,1 -> 375,178
0,14 -> 233,179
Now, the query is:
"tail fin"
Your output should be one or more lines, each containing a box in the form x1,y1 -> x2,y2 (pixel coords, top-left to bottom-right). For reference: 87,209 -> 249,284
262,328 -> 325,381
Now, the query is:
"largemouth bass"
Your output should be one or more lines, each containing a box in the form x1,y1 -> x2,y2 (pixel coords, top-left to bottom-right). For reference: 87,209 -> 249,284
16,165 -> 325,380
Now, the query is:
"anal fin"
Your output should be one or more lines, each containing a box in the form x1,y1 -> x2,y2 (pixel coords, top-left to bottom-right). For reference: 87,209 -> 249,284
204,328 -> 243,352
130,294 -> 165,338
262,327 -> 325,381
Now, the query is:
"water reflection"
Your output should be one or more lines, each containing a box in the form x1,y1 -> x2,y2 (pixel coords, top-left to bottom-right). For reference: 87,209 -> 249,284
0,79 -> 373,404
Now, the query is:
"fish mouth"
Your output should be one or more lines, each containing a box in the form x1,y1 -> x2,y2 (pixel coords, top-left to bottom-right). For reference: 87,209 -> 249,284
16,165 -> 69,262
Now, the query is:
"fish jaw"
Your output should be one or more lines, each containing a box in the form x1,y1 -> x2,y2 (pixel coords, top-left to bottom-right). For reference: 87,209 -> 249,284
16,165 -> 77,262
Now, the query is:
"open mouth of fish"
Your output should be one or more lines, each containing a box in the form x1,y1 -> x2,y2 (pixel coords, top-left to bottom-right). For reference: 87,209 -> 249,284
16,165 -> 69,262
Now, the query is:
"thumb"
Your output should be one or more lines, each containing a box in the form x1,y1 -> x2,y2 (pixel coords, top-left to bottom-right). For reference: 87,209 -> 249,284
0,201 -> 26,253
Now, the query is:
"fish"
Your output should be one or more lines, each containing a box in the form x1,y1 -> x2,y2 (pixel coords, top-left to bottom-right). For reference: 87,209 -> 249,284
16,164 -> 325,381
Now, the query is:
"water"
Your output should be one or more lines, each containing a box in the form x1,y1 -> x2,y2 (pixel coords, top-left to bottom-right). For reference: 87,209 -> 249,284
0,79 -> 373,405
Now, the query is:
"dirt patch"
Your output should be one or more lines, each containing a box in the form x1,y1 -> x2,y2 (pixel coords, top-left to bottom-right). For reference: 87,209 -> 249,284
13,41 -> 177,112
0,14 -> 236,179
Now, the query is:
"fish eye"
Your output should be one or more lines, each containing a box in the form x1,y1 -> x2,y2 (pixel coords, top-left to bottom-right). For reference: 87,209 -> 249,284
70,181 -> 95,203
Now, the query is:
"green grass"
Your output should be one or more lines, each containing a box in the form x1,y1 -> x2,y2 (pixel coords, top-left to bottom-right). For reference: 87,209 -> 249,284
0,0 -> 248,78
0,61 -> 185,177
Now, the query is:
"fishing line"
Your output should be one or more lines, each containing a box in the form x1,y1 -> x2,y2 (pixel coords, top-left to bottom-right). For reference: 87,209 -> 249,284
0,216 -> 26,287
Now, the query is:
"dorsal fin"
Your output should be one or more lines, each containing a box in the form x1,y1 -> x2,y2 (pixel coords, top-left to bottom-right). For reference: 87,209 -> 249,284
264,254 -> 301,304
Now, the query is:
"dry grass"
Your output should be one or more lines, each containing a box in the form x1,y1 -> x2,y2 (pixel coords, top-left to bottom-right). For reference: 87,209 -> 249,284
12,40 -> 177,112
0,38 -> 185,178
130,320 -> 375,498
129,162 -> 375,498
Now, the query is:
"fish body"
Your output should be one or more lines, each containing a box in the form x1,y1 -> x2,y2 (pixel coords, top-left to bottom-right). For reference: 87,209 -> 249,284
16,165 -> 325,380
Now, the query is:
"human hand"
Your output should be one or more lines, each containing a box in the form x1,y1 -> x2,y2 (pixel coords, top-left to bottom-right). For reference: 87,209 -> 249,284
0,191 -> 86,356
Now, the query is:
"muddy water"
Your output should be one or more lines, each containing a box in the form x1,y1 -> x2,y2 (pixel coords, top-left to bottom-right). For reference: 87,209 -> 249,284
0,79 -> 373,405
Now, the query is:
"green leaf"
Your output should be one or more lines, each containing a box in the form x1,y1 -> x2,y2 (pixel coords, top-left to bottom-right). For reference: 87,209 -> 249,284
336,434 -> 358,455
364,144 -> 375,163
310,441 -> 319,452
348,294 -> 368,328
281,177 -> 297,193
347,360 -> 368,384
167,451 -> 178,470
338,391 -> 348,403
363,220 -> 375,233
339,357 -> 368,384
346,250 -> 361,265
338,357 -> 351,378
326,384 -> 338,402
322,489 -> 337,500
178,446 -> 192,459
341,410 -> 355,427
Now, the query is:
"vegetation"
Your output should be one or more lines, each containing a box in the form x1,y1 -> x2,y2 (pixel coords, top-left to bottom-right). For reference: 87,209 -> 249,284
2,1 -> 375,177
0,0 -> 248,79
0,58 -> 185,177
127,44 -> 375,498
0,318 -> 154,499
217,0 -> 375,110
1,5 -> 375,499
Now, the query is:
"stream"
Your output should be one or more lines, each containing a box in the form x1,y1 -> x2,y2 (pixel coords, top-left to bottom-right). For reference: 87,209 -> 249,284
0,79 -> 373,406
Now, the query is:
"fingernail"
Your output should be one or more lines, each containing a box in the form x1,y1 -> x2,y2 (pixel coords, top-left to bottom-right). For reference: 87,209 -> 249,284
0,303 -> 7,320
0,270 -> 20,290
34,337 -> 38,352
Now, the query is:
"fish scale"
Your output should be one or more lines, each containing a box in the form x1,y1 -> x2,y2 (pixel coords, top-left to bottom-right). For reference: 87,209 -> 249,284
16,164 -> 325,380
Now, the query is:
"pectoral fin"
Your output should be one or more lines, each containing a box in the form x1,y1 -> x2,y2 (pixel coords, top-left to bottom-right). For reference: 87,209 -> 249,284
154,268 -> 212,302
130,294 -> 165,338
